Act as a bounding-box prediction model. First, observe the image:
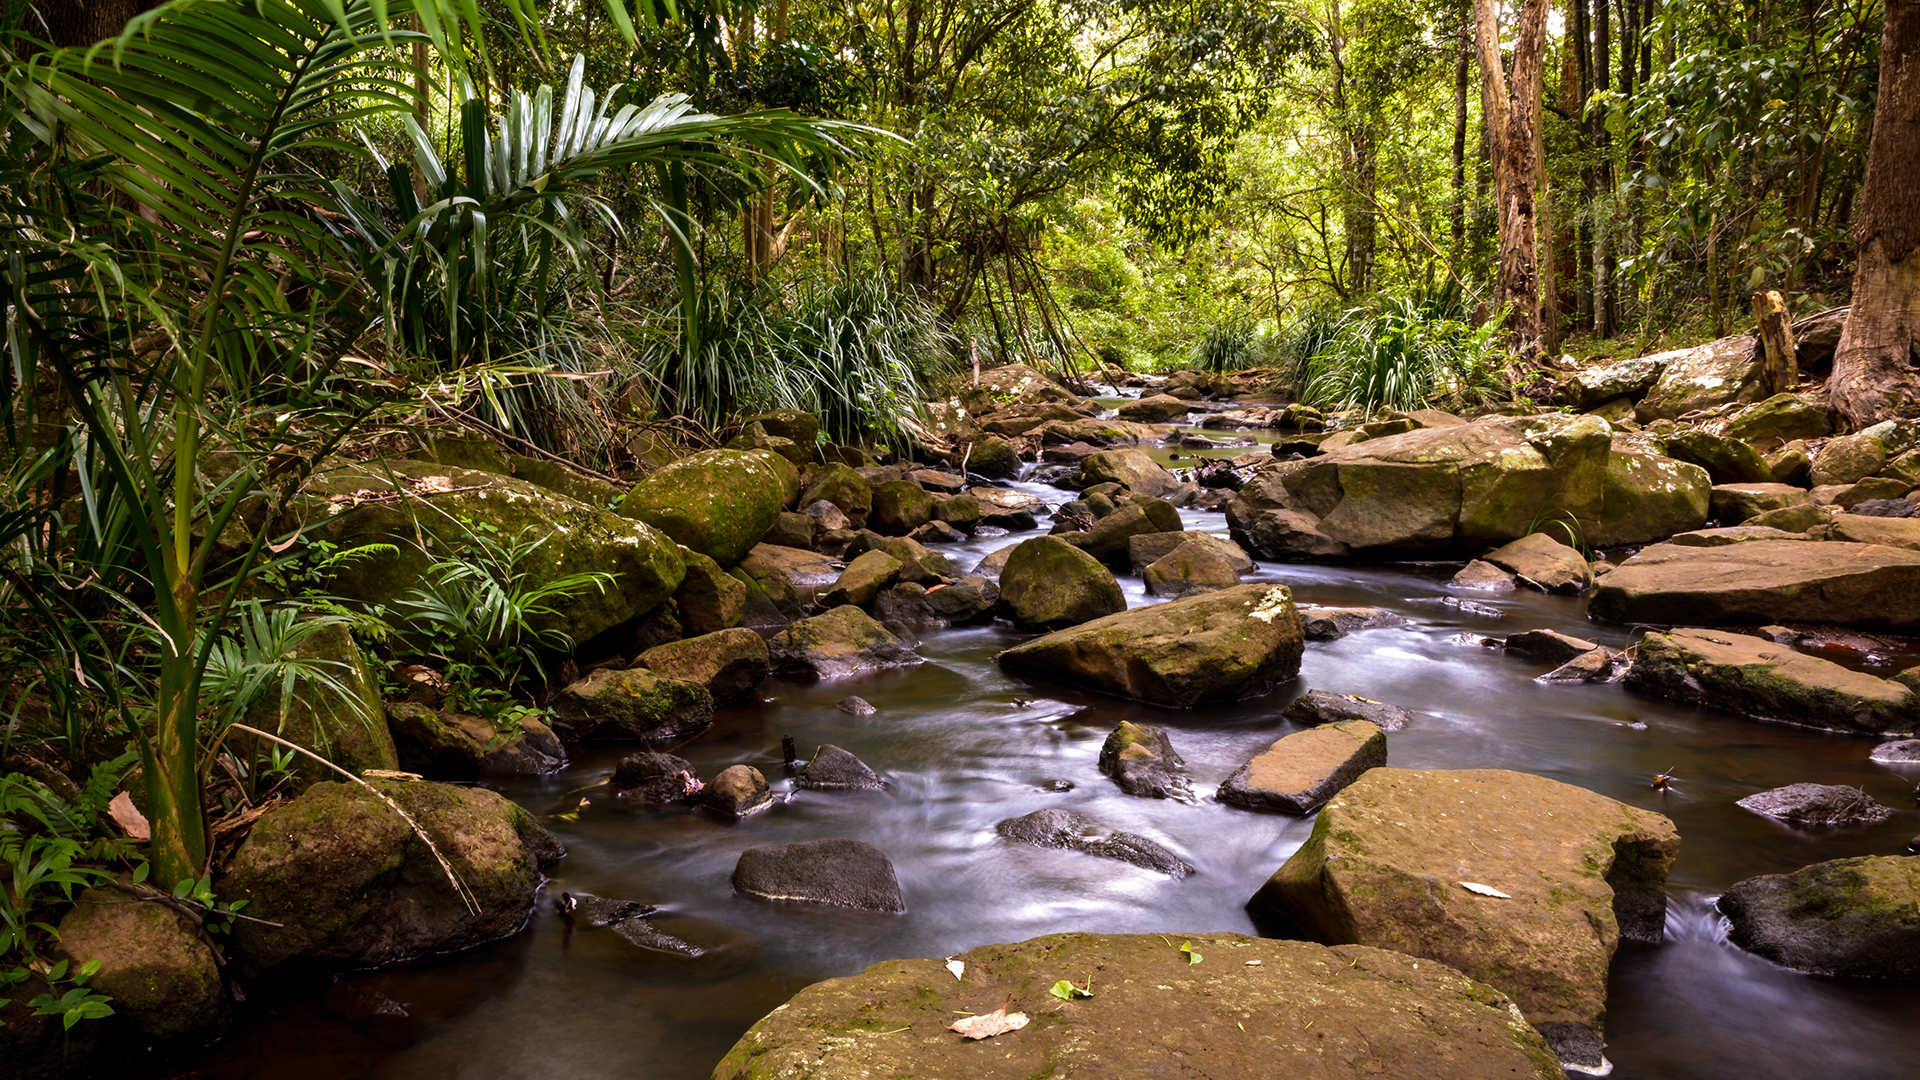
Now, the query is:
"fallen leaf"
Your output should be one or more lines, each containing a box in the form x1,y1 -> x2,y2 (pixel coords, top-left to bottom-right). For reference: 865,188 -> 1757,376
1180,940 -> 1203,965
1460,881 -> 1512,898
947,1006 -> 1028,1039
107,791 -> 149,840
1049,979 -> 1092,1001
945,958 -> 965,981
412,474 -> 455,493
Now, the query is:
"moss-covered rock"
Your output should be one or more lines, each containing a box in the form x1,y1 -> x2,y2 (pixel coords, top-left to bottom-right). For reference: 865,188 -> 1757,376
1625,627 -> 1916,734
1811,432 -> 1890,487
797,464 -> 873,526
386,702 -> 566,780
499,454 -> 624,510
740,408 -> 821,447
224,779 -> 563,977
673,548 -> 747,635
966,436 -> 1022,479
241,622 -> 396,789
1708,482 -> 1812,523
617,449 -> 795,566
549,667 -> 714,742
1142,536 -> 1240,597
1633,335 -> 1767,421
1081,448 -> 1178,497
1662,429 -> 1775,485
868,480 -> 935,536
55,886 -> 229,1044
995,536 -> 1125,629
1063,500 -> 1183,564
768,605 -> 921,678
635,627 -> 770,705
821,549 -> 902,608
1589,451 -> 1712,546
1722,393 -> 1832,445
932,493 -> 981,531
1720,856 -> 1920,978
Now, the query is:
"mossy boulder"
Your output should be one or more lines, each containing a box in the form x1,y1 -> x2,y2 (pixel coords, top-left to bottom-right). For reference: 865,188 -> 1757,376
674,548 -> 747,635
1811,432 -> 1890,487
617,449 -> 796,566
971,362 -> 1081,405
1722,393 -> 1832,445
549,667 -> 715,742
966,436 -> 1022,479
821,549 -> 902,608
1661,429 -> 1775,485
1633,334 -> 1767,421
1142,536 -> 1241,597
1589,451 -> 1711,546
635,627 -> 771,705
882,536 -> 959,584
798,464 -> 873,526
1081,448 -> 1178,497
1249,768 -> 1679,1063
1708,482 -> 1812,523
241,621 -> 396,789
998,583 -> 1303,707
995,536 -> 1125,629
712,932 -> 1562,1080
932,493 -> 981,531
868,480 -> 935,535
1063,499 -> 1182,563
1625,627 -> 1916,734
768,606 -> 921,679
499,454 -> 625,510
54,886 -> 229,1044
739,408 -> 821,448
1567,353 -> 1673,410
385,702 -> 565,780
224,779 -> 564,977
1719,856 -> 1920,978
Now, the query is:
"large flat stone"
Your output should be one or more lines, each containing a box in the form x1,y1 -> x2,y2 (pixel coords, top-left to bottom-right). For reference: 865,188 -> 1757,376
1218,720 -> 1386,813
1589,540 -> 1920,631
1625,628 -> 1916,734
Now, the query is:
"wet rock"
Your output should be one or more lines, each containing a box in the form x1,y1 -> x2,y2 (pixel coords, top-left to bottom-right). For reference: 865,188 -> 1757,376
674,548 -> 747,636
559,891 -> 657,925
1063,500 -> 1184,563
1039,778 -> 1075,792
1735,783 -> 1894,826
820,549 -> 901,608
550,667 -> 714,743
702,765 -> 774,817
242,622 -> 396,788
1449,559 -> 1516,591
1142,537 -> 1240,597
768,606 -> 920,679
1870,739 -> 1920,763
1626,627 -> 1917,734
1482,532 -> 1592,594
1633,335 -> 1767,421
1709,482 -> 1812,524
968,437 -> 1025,480
712,932 -> 1564,1080
1662,429 -> 1775,485
1097,721 -> 1192,800
1589,450 -> 1713,547
910,468 -> 966,493
995,535 -> 1126,629
792,744 -> 886,791
1116,393 -> 1191,422
610,751 -> 701,802
869,480 -> 935,535
635,628 -> 771,706
883,535 -> 960,585
732,838 -> 905,912
619,449 -> 796,566
1127,530 -> 1254,575
1538,647 -> 1615,683
1281,689 -> 1414,732
1218,720 -> 1386,814
998,584 -> 1304,708
995,809 -> 1193,877
226,779 -> 563,977
969,543 -> 1020,581
1592,540 -> 1920,632
1719,856 -> 1920,978
1504,628 -> 1603,665
1298,606 -> 1409,641
1248,768 -> 1679,1062
798,464 -> 872,526
871,579 -> 997,632
1229,506 -> 1353,560
932,493 -> 981,531
1080,448 -> 1179,497
387,703 -> 566,780
835,696 -> 876,716
54,886 -> 229,1045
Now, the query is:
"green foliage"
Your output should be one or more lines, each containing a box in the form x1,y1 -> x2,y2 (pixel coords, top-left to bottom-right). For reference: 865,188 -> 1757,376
1189,316 -> 1270,373
1302,284 -> 1503,416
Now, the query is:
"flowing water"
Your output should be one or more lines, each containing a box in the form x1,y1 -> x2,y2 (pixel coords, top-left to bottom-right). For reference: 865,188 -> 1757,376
165,465 -> 1920,1080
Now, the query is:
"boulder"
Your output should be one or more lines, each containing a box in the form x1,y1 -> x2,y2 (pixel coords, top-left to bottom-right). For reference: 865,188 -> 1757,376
1097,721 -> 1192,800
634,628 -> 770,706
820,549 -> 902,608
54,886 -> 228,1044
225,779 -> 563,976
1735,783 -> 1894,825
792,744 -> 886,791
1127,530 -> 1254,575
1811,432 -> 1890,488
1142,537 -> 1241,597
1834,476 -> 1916,508
1248,768 -> 1679,1061
1230,506 -> 1353,559
768,606 -> 921,679
549,667 -> 714,743
610,751 -> 701,802
1625,628 -> 1916,735
870,578 -> 998,632
1062,501 -> 1183,563
732,839 -> 905,912
1869,739 -> 1920,762
242,622 -> 397,788
969,543 -> 1020,581
998,584 -> 1304,708
798,464 -> 873,526
1719,856 -> 1920,977
1633,335 -> 1767,421
1505,629 -> 1603,666
932,493 -> 982,531
966,436 -> 1022,480
386,703 -> 565,779
1539,647 -> 1615,683
995,809 -> 1192,877
1481,532 -> 1591,594
1708,482 -> 1812,524
702,764 -> 773,817
763,511 -> 815,550
673,548 -> 748,635
1767,443 -> 1814,485
1116,393 -> 1192,422
1589,451 -> 1712,547
1218,720 -> 1386,814
882,536 -> 959,585
729,423 -> 808,466
740,408 -> 820,448
971,363 -> 1080,405
712,933 -> 1564,1080
1281,689 -> 1414,732
868,480 -> 935,536
1568,353 -> 1673,410
1080,448 -> 1179,497
801,498 -> 851,533
1661,429 -> 1775,485
995,536 -> 1126,629
1591,540 -> 1920,632
1298,607 -> 1409,641
1747,502 -> 1829,532
1449,559 -> 1516,591
1721,393 -> 1832,445
617,449 -> 795,566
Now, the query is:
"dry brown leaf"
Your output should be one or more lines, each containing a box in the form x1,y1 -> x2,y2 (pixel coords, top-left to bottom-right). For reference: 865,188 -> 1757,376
947,1005 -> 1028,1039
107,791 -> 150,840
412,475 -> 456,493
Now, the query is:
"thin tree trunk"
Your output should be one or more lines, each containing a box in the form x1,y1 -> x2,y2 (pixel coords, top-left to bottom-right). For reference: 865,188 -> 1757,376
1475,0 -> 1550,359
1453,18 -> 1471,264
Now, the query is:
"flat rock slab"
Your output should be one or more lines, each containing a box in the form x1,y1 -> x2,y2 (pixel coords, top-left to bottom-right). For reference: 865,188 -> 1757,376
1218,720 -> 1386,813
995,809 -> 1193,877
1626,627 -> 1916,735
711,932 -> 1563,1080
1590,540 -> 1920,631
732,839 -> 905,913
1282,689 -> 1415,732
1735,783 -> 1894,826
1249,768 -> 1679,1054
1719,856 -> 1920,978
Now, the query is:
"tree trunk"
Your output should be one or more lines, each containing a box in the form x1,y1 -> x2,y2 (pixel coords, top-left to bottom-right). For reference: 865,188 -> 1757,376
1475,0 -> 1550,360
1831,0 -> 1920,427
1452,20 -> 1470,264
1753,289 -> 1797,394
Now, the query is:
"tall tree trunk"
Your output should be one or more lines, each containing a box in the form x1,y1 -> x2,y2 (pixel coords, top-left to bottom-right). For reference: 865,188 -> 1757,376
1831,0 -> 1920,426
1475,0 -> 1550,359
1452,19 -> 1471,264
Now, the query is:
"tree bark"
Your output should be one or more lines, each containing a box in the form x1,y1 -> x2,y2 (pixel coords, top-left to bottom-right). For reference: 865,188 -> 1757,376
1832,0 -> 1920,426
1452,19 -> 1470,263
1753,289 -> 1797,395
1475,0 -> 1550,359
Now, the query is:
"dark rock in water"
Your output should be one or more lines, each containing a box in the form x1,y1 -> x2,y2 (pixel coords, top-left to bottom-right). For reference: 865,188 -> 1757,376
558,891 -> 658,925
793,744 -> 886,791
835,696 -> 877,716
609,916 -> 704,957
732,838 -> 905,912
702,765 -> 773,817
386,703 -> 566,780
1504,628 -> 1602,665
768,606 -> 921,679
1193,458 -> 1244,490
550,667 -> 714,744
1298,606 -> 1407,641
1736,783 -> 1893,826
611,751 -> 700,802
907,519 -> 967,545
1097,721 -> 1192,800
1438,596 -> 1506,619
1218,720 -> 1386,814
871,578 -> 997,632
1719,855 -> 1920,977
635,628 -> 771,706
1039,778 -> 1075,792
1534,1022 -> 1609,1076
1870,739 -> 1920,763
323,982 -> 410,1028
1447,632 -> 1503,648
1282,690 -> 1414,732
1449,559 -> 1516,592
995,808 -> 1193,878
1850,498 -> 1918,518
1909,834 -> 1920,855
1538,647 -> 1615,684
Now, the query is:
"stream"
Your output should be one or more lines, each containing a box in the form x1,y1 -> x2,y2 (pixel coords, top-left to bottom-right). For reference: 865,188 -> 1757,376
163,460 -> 1920,1080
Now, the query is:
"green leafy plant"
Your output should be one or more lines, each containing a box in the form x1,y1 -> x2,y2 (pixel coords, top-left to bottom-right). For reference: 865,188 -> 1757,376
1049,977 -> 1094,1001
1302,285 -> 1504,417
1189,315 -> 1267,374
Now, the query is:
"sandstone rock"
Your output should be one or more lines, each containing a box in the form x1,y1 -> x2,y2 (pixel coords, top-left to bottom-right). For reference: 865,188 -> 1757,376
820,549 -> 901,608
966,436 -> 1023,480
1589,451 -> 1712,547
702,765 -> 774,817
1142,537 -> 1240,597
1662,429 -> 1775,485
732,839 -> 904,912
1625,628 -> 1916,734
1668,525 -> 1812,546
1634,335 -> 1766,421
998,584 -> 1304,707
1709,482 -> 1812,523
1298,607 -> 1409,640
1766,443 -> 1813,485
763,511 -> 816,550
793,744 -> 886,791
995,536 -> 1126,629
1811,432 -> 1889,487
386,703 -> 565,779
635,628 -> 771,705
1248,768 -> 1679,1057
550,667 -> 714,742
1063,500 -> 1184,563
673,548 -> 747,635
972,363 -> 1080,405
712,933 -> 1563,1080
739,408 -> 820,448
618,449 -> 795,566
1538,647 -> 1614,683
882,535 -> 959,585
1482,532 -> 1591,594
1504,628 -> 1603,665
1127,530 -> 1254,575
871,578 -> 997,632
969,543 -> 1021,581
1449,559 -> 1516,591
798,464 -> 872,526
1735,783 -> 1894,825
55,886 -> 228,1044
995,809 -> 1192,877
1281,689 -> 1415,731
1746,502 -> 1829,532
867,480 -> 934,536
1834,476 -> 1915,508
1097,721 -> 1192,800
1591,540 -> 1920,631
769,606 -> 921,679
1218,719 -> 1385,814
1721,393 -> 1832,445
1569,353 -> 1673,410
1719,856 -> 1920,978
1080,448 -> 1179,497
1116,393 -> 1192,422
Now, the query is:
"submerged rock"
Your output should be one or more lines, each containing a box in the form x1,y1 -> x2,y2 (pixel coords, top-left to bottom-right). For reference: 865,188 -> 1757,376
1735,783 -> 1894,826
1719,856 -> 1920,978
1281,689 -> 1415,732
732,838 -> 905,912
1217,720 -> 1386,814
1626,628 -> 1916,734
768,606 -> 921,679
1097,721 -> 1192,800
995,808 -> 1193,877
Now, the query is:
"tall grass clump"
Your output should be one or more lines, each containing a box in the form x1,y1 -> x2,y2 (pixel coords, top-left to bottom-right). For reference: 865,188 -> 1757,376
1188,315 -> 1268,373
1301,282 -> 1504,416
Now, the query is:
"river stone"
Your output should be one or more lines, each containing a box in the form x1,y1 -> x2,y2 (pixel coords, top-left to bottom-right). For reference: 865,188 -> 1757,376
1870,739 -> 1920,762
1591,540 -> 1920,631
1063,500 -> 1183,563
1482,532 -> 1591,594
995,809 -> 1193,877
1667,525 -> 1814,546
798,464 -> 872,526
611,751 -> 700,802
1128,530 -> 1254,575
793,744 -> 886,791
1708,482 -> 1812,524
635,628 -> 770,706
1229,506 -> 1354,559
883,535 -> 959,584
1661,429 -> 1775,485
712,932 -> 1563,1080
617,449 -> 794,566
1450,558 -> 1516,591
1298,606 -> 1409,640
54,887 -> 228,1044
1568,353 -> 1673,410
1767,443 -> 1814,485
998,583 -> 1304,708
820,549 -> 901,608
1248,768 -> 1680,1058
1117,393 -> 1192,422
1719,856 -> 1920,978
1589,451 -> 1713,547
973,362 -> 1081,405
1080,448 -> 1179,497
995,535 -> 1125,629
1218,720 -> 1386,814
225,779 -> 563,977
386,703 -> 565,780
932,493 -> 982,531
763,510 -> 816,550
732,838 -> 905,912
1539,647 -> 1615,683
549,667 -> 715,743
1633,335 -> 1767,421
242,621 -> 397,789
1097,721 -> 1192,800
1505,629 -> 1603,666
674,548 -> 747,635
1721,393 -> 1833,445
802,499 -> 851,534
872,578 -> 997,632
1810,432 -> 1889,487
1626,628 -> 1916,734
1746,502 -> 1829,533
702,765 -> 773,817
1735,783 -> 1895,825
768,606 -> 921,679
966,436 -> 1023,480
868,480 -> 935,536
969,543 -> 1020,581
1142,537 -> 1240,597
